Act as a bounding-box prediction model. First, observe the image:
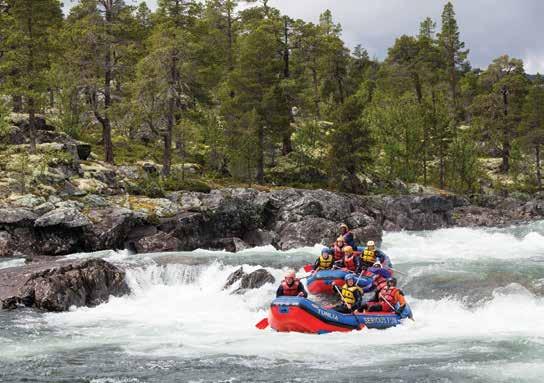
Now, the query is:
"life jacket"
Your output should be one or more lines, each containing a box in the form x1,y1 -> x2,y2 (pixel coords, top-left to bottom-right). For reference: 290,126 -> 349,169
341,283 -> 361,305
281,279 -> 300,296
361,248 -> 377,264
374,274 -> 388,291
333,245 -> 344,261
317,254 -> 333,269
380,286 -> 400,306
343,255 -> 357,271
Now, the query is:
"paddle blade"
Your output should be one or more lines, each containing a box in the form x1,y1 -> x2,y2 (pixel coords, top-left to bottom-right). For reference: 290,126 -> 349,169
303,264 -> 313,272
255,318 -> 269,330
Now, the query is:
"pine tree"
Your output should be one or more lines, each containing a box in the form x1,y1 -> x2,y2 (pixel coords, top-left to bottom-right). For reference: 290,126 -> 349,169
329,95 -> 373,193
520,76 -> 544,189
438,2 -> 468,123
472,55 -> 528,173
0,0 -> 62,152
62,0 -> 138,164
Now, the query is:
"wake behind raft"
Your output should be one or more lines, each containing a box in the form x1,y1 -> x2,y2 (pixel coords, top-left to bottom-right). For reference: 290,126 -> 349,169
266,296 -> 413,334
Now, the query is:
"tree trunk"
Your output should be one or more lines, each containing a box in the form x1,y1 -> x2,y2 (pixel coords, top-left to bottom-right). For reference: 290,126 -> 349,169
449,53 -> 458,124
413,72 -> 423,104
500,87 -> 510,174
536,144 -> 542,190
102,5 -> 114,164
163,52 -> 177,177
281,16 -> 293,155
226,2 -> 234,71
256,124 -> 265,184
433,90 -> 445,189
311,66 -> 321,119
12,95 -> 23,112
28,97 -> 36,153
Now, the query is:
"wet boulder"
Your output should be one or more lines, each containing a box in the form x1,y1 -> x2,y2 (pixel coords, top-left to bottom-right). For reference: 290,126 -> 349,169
224,267 -> 275,293
134,231 -> 181,253
0,258 -> 129,311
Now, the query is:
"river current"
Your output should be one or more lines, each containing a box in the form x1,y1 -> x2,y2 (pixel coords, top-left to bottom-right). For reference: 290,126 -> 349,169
1,222 -> 544,382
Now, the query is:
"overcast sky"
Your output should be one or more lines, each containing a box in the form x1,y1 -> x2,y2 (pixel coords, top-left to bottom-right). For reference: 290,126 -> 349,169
64,0 -> 544,73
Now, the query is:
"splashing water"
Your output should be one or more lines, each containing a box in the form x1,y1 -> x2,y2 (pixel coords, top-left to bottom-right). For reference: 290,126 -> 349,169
1,222 -> 544,382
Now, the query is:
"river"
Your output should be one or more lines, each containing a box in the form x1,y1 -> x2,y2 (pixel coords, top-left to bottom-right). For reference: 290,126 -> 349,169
1,222 -> 544,382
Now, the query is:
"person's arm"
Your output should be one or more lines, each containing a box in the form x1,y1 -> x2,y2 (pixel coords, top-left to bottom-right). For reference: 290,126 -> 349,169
276,286 -> 283,298
394,290 -> 406,314
298,282 -> 308,298
379,251 -> 393,268
313,258 -> 320,271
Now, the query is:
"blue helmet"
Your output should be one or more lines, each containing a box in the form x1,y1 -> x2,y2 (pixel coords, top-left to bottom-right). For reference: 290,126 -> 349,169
321,247 -> 330,254
344,274 -> 356,282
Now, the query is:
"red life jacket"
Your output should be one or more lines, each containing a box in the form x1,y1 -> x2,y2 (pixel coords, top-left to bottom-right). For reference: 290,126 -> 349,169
380,286 -> 399,306
343,255 -> 357,271
333,245 -> 344,261
374,275 -> 388,291
281,279 -> 300,296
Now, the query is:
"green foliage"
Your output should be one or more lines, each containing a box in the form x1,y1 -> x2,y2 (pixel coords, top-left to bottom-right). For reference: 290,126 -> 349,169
162,176 -> 211,193
328,95 -> 373,192
0,0 -> 542,196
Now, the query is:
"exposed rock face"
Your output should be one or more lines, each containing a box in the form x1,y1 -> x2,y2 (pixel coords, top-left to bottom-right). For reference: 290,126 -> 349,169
0,258 -> 129,311
223,267 -> 276,293
134,231 -> 181,253
1,187 -> 543,257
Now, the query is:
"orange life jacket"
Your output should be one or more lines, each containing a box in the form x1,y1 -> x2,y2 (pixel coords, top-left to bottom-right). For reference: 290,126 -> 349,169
281,279 -> 300,296
380,286 -> 400,306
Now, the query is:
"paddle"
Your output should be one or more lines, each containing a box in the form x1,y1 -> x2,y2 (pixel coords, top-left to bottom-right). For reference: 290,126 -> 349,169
334,285 -> 363,329
378,293 -> 415,321
387,267 -> 408,276
255,317 -> 269,330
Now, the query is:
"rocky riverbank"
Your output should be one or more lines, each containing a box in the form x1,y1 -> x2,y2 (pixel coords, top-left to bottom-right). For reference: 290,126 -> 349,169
1,187 -> 543,258
0,189 -> 537,257
2,113 -> 544,312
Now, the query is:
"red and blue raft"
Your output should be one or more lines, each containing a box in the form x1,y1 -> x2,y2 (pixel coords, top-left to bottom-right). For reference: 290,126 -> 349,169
306,269 -> 373,295
268,296 -> 412,334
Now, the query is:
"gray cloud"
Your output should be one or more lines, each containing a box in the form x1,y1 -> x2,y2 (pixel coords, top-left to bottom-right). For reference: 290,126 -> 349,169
266,0 -> 544,73
68,0 -> 544,73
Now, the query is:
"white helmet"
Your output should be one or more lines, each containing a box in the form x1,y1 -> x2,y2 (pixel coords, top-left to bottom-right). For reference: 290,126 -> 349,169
373,261 -> 382,268
367,240 -> 375,247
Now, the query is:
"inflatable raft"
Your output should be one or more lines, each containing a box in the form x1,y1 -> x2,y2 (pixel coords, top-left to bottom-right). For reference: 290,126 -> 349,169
269,296 -> 411,334
306,269 -> 372,295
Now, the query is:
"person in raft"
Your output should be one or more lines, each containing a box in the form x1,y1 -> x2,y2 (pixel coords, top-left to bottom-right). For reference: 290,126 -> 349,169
276,269 -> 308,298
333,274 -> 363,313
335,246 -> 362,274
359,240 -> 392,269
313,247 -> 334,271
361,261 -> 391,292
339,223 -> 356,248
359,277 -> 406,315
332,236 -> 346,262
